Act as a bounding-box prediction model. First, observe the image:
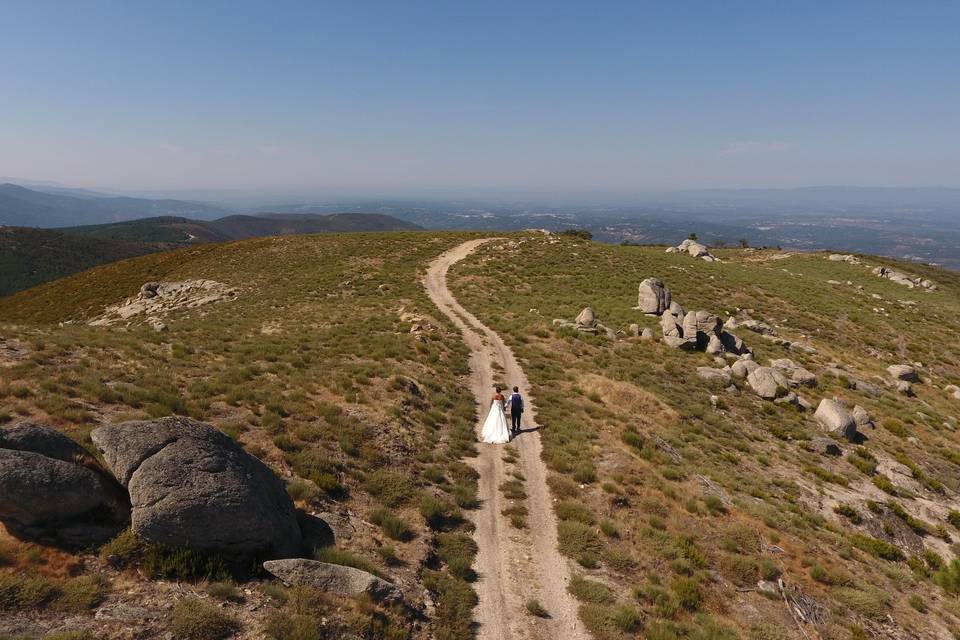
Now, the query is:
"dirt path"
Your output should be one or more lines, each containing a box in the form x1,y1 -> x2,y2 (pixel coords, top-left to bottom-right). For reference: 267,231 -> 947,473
424,239 -> 588,640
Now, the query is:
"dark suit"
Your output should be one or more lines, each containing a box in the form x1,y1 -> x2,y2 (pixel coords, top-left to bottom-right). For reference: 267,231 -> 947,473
509,393 -> 523,432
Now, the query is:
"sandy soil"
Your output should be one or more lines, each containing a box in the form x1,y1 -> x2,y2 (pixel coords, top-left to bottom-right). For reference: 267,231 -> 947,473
424,239 -> 588,640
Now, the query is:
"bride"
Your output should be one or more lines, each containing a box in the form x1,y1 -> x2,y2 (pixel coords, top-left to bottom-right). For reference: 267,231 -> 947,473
480,386 -> 511,444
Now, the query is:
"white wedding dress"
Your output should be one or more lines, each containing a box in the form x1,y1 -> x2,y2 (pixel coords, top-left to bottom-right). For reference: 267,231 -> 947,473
480,400 -> 511,444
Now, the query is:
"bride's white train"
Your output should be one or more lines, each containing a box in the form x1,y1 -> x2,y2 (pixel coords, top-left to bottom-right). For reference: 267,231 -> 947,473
480,399 -> 511,444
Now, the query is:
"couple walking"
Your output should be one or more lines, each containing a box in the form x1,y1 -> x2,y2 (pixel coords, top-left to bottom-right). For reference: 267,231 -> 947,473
480,385 -> 524,444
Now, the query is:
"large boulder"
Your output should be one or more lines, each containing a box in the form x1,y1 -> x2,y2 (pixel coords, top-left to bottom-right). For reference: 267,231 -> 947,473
91,417 -> 301,557
682,311 -> 721,350
0,421 -> 90,463
814,399 -> 857,441
719,331 -> 750,356
769,358 -> 817,387
575,307 -> 596,329
661,312 -> 694,349
887,364 -> 919,383
747,367 -> 790,400
852,405 -> 874,430
731,358 -> 759,379
0,423 -> 128,545
636,278 -> 672,315
263,558 -> 401,603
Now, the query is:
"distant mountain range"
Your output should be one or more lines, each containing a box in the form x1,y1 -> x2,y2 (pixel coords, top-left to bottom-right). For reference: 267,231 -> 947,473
1,209 -> 422,297
0,183 -> 228,227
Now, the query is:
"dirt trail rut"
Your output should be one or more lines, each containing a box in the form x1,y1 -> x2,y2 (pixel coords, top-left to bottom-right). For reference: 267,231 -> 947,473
424,239 -> 588,640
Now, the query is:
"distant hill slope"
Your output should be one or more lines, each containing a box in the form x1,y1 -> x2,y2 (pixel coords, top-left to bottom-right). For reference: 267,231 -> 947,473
0,183 -> 228,227
0,227 -> 162,297
1,212 -> 424,297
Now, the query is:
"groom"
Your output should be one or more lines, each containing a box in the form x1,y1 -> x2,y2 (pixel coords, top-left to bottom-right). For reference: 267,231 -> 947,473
508,386 -> 524,435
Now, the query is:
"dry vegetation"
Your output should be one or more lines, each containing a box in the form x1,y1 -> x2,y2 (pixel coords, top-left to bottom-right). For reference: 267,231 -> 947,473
449,235 -> 960,640
0,232 -> 483,639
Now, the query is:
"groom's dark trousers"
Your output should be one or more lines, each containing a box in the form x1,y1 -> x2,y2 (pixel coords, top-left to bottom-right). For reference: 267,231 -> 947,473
511,411 -> 522,432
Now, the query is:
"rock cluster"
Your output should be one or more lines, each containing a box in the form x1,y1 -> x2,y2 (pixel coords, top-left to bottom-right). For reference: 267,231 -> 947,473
89,280 -> 238,327
872,266 -> 936,290
665,238 -> 718,262
828,254 -> 861,264
0,422 -> 129,546
91,417 -> 302,557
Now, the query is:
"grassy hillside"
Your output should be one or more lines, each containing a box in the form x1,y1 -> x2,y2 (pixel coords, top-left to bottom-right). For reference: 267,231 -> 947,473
2,231 -> 960,639
449,237 -> 960,640
0,213 -> 424,297
0,232 -> 483,639
0,227 -> 163,297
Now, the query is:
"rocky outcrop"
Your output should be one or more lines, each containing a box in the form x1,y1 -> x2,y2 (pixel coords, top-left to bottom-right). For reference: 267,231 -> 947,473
887,364 -> 919,383
91,417 -> 301,557
828,254 -> 861,264
872,266 -> 936,290
0,423 -> 128,545
814,399 -> 857,441
769,358 -> 817,387
263,558 -> 401,603
89,280 -> 238,327
669,239 -> 718,262
747,367 -> 790,400
947,385 -> 960,401
636,278 -> 672,315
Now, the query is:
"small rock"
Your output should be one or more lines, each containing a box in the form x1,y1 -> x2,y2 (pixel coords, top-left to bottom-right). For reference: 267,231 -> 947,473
808,437 -> 842,456
697,367 -> 731,384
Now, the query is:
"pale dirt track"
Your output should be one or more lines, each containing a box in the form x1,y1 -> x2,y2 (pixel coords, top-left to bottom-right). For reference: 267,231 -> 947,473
424,239 -> 588,640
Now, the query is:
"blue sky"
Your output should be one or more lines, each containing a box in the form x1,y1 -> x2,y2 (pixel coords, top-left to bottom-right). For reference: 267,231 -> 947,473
1,1 -> 958,192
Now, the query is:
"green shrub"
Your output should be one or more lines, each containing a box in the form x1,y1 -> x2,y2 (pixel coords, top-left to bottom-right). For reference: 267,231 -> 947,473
370,508 -> 414,541
54,575 -> 110,612
948,510 -> 960,528
263,611 -> 321,640
555,500 -> 595,524
833,504 -> 862,524
452,484 -> 479,509
558,520 -> 602,568
526,598 -> 549,617
871,474 -> 898,496
206,580 -> 239,601
909,594 -> 927,612
671,576 -> 703,611
170,597 -> 238,640
568,574 -> 614,604
313,547 -> 379,577
836,587 -> 889,620
850,534 -> 904,561
422,570 -> 477,640
935,559 -> 960,595
142,545 -> 229,581
363,470 -> 416,507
